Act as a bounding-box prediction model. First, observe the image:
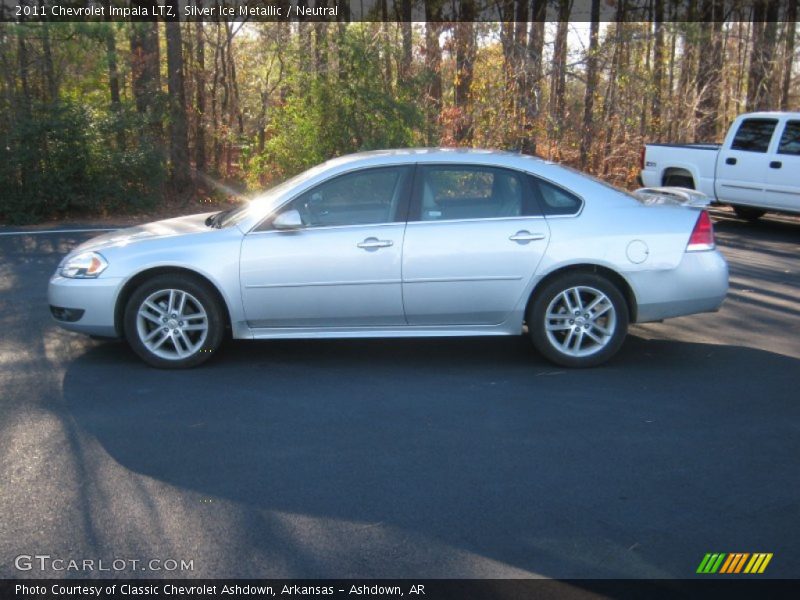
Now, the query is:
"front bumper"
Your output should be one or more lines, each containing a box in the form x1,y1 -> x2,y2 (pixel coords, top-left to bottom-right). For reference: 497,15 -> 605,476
48,274 -> 123,337
628,250 -> 729,323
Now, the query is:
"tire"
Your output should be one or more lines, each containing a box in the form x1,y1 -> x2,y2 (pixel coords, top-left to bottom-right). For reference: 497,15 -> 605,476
528,272 -> 629,368
123,273 -> 225,368
733,206 -> 766,221
663,174 -> 695,189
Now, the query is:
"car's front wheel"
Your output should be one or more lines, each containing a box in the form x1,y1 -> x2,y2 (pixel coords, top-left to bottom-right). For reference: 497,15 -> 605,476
123,274 -> 225,368
528,272 -> 629,368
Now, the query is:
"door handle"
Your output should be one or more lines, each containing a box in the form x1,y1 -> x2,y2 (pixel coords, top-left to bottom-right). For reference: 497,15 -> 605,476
357,237 -> 393,250
770,161 -> 782,169
725,157 -> 737,165
509,231 -> 546,243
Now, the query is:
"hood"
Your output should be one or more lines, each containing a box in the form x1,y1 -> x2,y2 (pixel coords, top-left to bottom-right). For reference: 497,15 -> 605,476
72,212 -> 216,254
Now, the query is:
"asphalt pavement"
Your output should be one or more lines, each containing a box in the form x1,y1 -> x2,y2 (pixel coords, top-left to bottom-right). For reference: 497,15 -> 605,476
0,208 -> 798,579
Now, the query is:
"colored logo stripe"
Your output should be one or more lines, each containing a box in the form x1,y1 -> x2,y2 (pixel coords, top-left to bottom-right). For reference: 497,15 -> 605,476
697,553 -> 726,573
744,553 -> 773,574
697,552 -> 773,574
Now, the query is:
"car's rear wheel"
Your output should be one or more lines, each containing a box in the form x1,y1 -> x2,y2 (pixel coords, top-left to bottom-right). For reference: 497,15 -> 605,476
733,206 -> 766,221
528,272 -> 629,368
123,274 -> 224,368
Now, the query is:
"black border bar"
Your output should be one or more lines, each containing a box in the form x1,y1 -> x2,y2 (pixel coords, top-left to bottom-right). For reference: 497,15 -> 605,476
2,0 -> 798,23
4,579 -> 800,600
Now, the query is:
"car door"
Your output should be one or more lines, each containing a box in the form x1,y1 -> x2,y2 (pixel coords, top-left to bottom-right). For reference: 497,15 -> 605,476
715,117 -> 778,207
764,119 -> 800,212
239,166 -> 412,328
402,164 -> 550,326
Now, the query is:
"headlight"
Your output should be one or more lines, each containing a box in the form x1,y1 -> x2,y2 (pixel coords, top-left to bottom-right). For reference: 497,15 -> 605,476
60,251 -> 109,278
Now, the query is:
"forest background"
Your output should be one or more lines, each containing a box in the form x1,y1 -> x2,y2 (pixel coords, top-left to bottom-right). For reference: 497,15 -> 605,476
0,0 -> 797,223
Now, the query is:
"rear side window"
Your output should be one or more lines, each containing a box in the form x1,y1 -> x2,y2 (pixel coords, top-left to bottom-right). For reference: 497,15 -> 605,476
777,121 -> 800,156
730,118 -> 778,153
416,166 -> 540,221
529,176 -> 583,216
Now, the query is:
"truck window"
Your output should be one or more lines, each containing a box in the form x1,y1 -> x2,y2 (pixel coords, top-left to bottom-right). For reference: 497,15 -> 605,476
730,118 -> 778,153
777,121 -> 800,156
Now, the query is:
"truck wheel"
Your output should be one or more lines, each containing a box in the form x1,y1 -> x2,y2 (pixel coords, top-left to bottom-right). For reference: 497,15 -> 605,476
663,174 -> 694,189
733,206 -> 766,221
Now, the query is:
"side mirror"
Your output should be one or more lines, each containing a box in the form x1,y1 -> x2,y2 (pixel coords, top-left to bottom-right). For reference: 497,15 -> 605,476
273,209 -> 304,230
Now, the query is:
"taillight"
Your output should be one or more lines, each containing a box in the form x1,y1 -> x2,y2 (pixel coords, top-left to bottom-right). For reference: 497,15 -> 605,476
640,146 -> 646,170
686,210 -> 715,251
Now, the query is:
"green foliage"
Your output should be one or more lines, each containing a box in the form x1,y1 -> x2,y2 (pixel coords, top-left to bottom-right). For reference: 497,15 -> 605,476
0,101 -> 165,224
247,25 -> 422,187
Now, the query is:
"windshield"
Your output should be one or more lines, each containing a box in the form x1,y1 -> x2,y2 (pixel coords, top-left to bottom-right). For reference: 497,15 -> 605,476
217,162 -> 335,228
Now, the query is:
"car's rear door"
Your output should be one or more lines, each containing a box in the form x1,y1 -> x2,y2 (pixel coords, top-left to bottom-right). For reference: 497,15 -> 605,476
239,165 -> 412,328
401,164 -> 550,326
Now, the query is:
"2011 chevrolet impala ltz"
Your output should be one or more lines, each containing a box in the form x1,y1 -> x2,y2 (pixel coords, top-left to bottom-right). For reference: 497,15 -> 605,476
48,149 -> 728,368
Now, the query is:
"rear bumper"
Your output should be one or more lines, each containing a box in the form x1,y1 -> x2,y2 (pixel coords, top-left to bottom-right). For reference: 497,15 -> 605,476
47,274 -> 123,337
629,250 -> 728,323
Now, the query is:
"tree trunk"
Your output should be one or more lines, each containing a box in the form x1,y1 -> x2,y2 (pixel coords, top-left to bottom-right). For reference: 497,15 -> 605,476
104,20 -> 125,148
781,1 -> 797,110
651,0 -> 665,141
453,1 -> 476,144
747,0 -> 780,110
549,0 -> 572,157
166,7 -> 190,188
129,17 -> 162,140
580,0 -> 600,169
696,0 -> 723,141
522,1 -> 547,155
399,0 -> 412,82
424,3 -> 443,145
194,14 -> 206,172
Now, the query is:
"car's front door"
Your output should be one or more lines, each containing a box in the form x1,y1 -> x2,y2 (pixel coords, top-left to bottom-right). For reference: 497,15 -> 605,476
401,164 -> 551,326
240,166 -> 412,328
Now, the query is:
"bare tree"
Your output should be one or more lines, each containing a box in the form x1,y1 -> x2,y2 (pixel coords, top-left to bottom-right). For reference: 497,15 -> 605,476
580,0 -> 600,168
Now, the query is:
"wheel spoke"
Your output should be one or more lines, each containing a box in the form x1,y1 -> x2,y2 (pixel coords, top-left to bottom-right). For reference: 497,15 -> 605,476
151,331 -> 170,350
177,291 -> 187,316
571,288 -> 584,311
584,328 -> 604,344
591,302 -> 612,318
143,327 -> 163,342
143,300 -> 164,316
182,312 -> 206,320
139,310 -> 162,325
572,330 -> 585,351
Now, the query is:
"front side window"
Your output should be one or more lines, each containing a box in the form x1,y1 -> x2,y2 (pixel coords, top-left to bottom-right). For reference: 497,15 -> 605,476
777,121 -> 800,156
730,118 -> 778,153
280,166 -> 410,228
417,166 -> 535,221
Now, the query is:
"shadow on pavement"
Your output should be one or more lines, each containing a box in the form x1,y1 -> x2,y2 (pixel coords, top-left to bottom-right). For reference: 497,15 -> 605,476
61,335 -> 800,578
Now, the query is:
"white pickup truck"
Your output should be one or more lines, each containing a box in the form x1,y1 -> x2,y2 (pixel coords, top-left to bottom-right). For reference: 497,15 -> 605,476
640,111 -> 800,220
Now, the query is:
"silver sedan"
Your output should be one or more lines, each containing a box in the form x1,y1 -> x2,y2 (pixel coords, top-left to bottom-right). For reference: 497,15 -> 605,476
48,149 -> 728,368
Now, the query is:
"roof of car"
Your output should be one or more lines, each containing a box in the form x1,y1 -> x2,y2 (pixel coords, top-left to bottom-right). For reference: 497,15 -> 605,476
740,111 -> 800,119
322,147 -> 548,169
